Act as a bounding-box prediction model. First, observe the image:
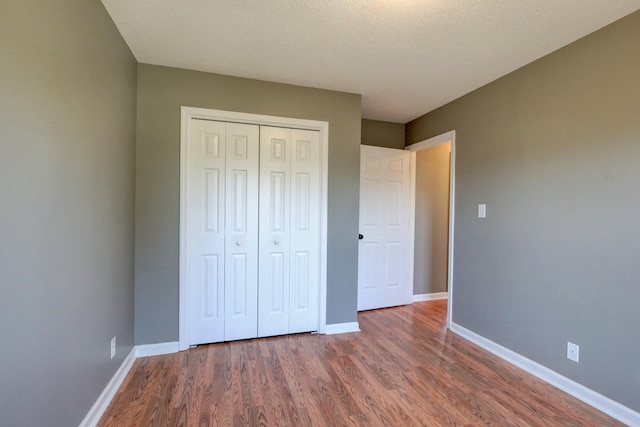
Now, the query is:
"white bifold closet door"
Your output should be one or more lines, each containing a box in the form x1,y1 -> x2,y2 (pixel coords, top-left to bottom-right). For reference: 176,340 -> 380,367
187,119 -> 320,345
188,120 -> 259,344
258,127 -> 320,337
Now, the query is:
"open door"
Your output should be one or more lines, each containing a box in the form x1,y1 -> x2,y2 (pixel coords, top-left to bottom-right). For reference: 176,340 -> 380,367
357,145 -> 412,311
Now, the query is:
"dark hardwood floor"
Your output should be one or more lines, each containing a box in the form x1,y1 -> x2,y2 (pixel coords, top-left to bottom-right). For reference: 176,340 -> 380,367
99,300 -> 623,426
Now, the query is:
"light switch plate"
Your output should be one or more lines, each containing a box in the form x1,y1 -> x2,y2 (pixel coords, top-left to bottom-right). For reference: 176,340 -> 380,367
110,336 -> 116,359
478,204 -> 487,218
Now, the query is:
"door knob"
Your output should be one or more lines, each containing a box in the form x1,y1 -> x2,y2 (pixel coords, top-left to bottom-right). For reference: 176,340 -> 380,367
274,240 -> 280,245
359,234 -> 364,240
236,241 -> 241,246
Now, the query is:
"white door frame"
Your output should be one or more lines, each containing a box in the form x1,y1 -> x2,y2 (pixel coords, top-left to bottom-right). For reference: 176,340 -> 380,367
405,130 -> 456,329
178,106 -> 330,351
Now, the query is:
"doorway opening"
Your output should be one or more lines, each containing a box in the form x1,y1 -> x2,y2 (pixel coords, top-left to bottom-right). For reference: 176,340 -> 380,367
406,131 -> 456,328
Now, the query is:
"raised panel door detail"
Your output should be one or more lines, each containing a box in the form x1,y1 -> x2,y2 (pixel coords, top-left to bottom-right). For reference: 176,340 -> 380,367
360,242 -> 378,290
204,169 -> 219,232
293,251 -> 310,310
271,138 -> 287,162
269,252 -> 285,313
388,157 -> 403,173
385,242 -> 401,288
204,255 -> 220,317
204,133 -> 220,158
231,135 -> 248,160
387,181 -> 403,227
295,173 -> 310,232
229,253 -> 247,316
270,172 -> 286,232
363,180 -> 380,226
230,170 -> 248,233
364,156 -> 380,172
296,140 -> 311,163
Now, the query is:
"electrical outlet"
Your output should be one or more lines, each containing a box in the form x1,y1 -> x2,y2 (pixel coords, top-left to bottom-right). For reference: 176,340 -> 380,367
110,336 -> 116,360
567,342 -> 579,362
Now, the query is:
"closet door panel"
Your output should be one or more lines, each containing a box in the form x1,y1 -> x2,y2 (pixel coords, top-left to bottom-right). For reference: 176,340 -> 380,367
188,120 -> 226,345
188,119 -> 320,345
224,123 -> 260,341
289,129 -> 321,333
258,127 -> 292,337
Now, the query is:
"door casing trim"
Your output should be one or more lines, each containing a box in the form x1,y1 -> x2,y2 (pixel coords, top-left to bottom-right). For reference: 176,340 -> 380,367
405,130 -> 456,329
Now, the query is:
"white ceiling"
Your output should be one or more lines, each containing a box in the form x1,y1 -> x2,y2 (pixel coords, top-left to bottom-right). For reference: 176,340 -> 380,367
102,0 -> 640,123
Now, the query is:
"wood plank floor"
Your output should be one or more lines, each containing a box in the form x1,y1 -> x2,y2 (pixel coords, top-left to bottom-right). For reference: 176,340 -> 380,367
99,301 -> 623,426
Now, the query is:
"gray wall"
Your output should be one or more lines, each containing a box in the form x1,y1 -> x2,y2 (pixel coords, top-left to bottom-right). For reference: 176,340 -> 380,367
0,2 -> 137,426
361,119 -> 405,149
414,143 -> 450,295
407,11 -> 640,412
135,64 -> 361,344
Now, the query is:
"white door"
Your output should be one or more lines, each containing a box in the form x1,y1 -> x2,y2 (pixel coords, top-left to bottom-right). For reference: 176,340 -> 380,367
187,119 -> 259,345
358,145 -> 412,311
224,123 -> 260,341
187,119 -> 226,345
258,127 -> 321,337
288,129 -> 321,333
258,126 -> 292,337
188,120 -> 320,344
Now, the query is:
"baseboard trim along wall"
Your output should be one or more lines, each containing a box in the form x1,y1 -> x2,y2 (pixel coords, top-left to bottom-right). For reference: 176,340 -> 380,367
135,341 -> 180,358
450,322 -> 640,427
324,322 -> 361,335
80,342 -> 179,426
79,348 -> 136,427
413,292 -> 448,302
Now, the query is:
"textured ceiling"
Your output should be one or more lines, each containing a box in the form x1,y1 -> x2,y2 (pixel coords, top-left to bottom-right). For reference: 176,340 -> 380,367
102,0 -> 640,123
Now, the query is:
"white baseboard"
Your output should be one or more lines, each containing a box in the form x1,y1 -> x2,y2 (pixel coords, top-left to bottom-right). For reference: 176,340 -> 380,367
79,348 -> 136,427
80,342 -> 180,426
413,292 -> 448,302
135,341 -> 180,357
324,322 -> 361,335
450,322 -> 640,427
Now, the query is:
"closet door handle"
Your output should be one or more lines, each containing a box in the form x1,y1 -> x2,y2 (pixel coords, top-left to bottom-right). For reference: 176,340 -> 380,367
359,234 -> 364,240
274,240 -> 280,245
236,241 -> 241,246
